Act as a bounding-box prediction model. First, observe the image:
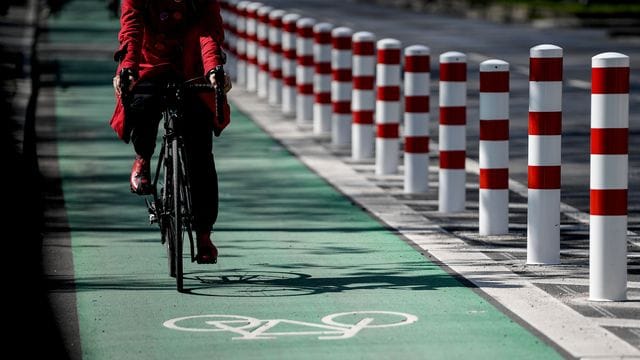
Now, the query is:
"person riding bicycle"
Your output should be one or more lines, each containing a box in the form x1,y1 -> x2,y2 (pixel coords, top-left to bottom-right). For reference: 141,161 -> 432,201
110,0 -> 231,264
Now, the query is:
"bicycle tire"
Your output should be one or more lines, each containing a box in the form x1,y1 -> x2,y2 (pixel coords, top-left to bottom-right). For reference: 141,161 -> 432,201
172,138 -> 184,292
161,143 -> 176,278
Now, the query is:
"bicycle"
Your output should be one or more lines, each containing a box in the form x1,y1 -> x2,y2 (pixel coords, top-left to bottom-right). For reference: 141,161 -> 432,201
121,66 -> 227,292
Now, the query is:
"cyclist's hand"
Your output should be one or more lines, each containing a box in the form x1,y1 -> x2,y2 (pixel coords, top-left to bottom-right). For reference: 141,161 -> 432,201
113,69 -> 135,97
209,72 -> 232,93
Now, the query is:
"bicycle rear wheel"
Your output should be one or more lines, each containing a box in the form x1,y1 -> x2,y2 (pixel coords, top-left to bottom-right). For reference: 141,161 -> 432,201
171,138 -> 184,292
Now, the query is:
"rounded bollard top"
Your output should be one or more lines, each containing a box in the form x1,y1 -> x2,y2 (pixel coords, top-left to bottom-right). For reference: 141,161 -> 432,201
257,5 -> 273,17
313,22 -> 333,33
353,31 -> 375,43
480,59 -> 509,72
237,1 -> 250,10
228,0 -> 238,5
296,17 -> 316,28
332,27 -> 354,38
246,2 -> 263,12
440,51 -> 466,63
592,52 -> 629,68
269,9 -> 286,20
530,44 -> 562,58
404,45 -> 430,56
282,13 -> 301,24
377,38 -> 401,49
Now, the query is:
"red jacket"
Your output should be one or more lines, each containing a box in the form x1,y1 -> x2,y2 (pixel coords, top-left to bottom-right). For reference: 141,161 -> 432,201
110,0 -> 230,141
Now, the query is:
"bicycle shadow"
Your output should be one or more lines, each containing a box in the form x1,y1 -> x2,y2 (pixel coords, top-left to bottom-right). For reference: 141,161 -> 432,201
180,266 -> 519,297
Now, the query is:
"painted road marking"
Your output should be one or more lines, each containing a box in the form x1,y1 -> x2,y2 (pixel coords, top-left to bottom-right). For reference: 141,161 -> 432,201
163,311 -> 418,340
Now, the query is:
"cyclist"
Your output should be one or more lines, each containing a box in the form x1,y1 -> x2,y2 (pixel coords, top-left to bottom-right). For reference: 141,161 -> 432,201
110,0 -> 231,264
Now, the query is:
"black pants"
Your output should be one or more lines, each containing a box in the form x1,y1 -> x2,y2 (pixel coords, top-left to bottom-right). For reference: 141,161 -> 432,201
127,79 -> 218,232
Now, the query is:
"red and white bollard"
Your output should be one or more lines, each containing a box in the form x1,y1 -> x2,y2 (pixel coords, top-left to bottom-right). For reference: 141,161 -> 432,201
479,59 -> 509,236
331,27 -> 353,147
268,9 -> 285,106
245,2 -> 262,93
296,18 -> 316,127
527,44 -> 563,265
590,52 -> 630,301
256,5 -> 273,99
220,1 -> 236,79
235,1 -> 249,87
375,39 -> 402,175
228,1 -> 239,79
351,31 -> 376,161
403,45 -> 431,194
438,51 -> 467,212
281,13 -> 300,117
313,22 -> 333,135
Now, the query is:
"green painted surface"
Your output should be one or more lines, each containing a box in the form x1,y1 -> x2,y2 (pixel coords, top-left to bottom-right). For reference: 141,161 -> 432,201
49,1 -> 562,359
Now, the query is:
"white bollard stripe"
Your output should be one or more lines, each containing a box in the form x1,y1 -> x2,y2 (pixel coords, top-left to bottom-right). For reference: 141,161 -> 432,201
439,125 -> 465,151
528,135 -> 561,165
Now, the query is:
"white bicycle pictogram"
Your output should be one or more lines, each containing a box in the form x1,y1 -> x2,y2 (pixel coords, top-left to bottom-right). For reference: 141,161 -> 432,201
163,311 -> 418,340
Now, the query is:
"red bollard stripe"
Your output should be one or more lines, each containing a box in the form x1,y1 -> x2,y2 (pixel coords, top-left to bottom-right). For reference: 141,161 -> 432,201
440,150 -> 466,169
298,55 -> 314,66
270,44 -> 282,53
590,189 -> 627,216
405,96 -> 429,113
404,56 -> 430,72
377,123 -> 399,138
378,49 -> 401,64
297,84 -> 314,94
283,49 -> 297,60
530,58 -> 563,82
440,63 -> 467,81
332,69 -> 352,82
353,76 -> 375,89
332,37 -> 352,50
271,69 -> 283,79
480,72 -> 509,92
405,136 -> 429,153
283,23 -> 296,32
529,112 -> 562,135
592,67 -> 630,94
480,120 -> 509,141
440,107 -> 466,125
284,76 -> 296,86
590,128 -> 628,154
528,165 -> 561,189
353,111 -> 374,124
297,27 -> 313,37
377,86 -> 401,101
479,168 -> 509,189
259,64 -> 269,72
314,32 -> 332,44
333,101 -> 352,114
270,19 -> 282,27
315,63 -> 331,74
315,92 -> 331,104
353,42 -> 375,55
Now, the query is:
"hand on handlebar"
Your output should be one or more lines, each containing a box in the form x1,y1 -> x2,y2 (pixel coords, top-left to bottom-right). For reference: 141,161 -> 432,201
113,68 -> 136,98
208,70 -> 232,93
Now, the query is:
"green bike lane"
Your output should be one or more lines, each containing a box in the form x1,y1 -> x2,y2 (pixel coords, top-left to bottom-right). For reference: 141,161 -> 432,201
46,1 -> 562,359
